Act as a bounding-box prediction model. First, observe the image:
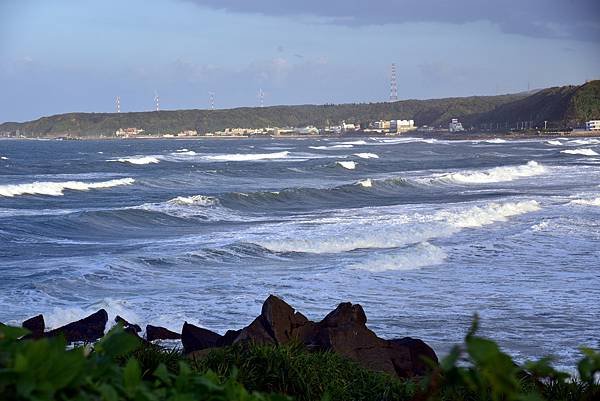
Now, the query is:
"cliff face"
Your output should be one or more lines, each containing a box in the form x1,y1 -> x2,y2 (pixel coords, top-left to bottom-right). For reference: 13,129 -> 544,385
464,80 -> 600,128
1,81 -> 598,137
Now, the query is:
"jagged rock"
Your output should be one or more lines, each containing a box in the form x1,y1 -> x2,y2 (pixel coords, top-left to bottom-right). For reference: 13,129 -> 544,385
181,322 -> 222,353
22,314 -> 45,338
115,315 -> 141,333
46,309 -> 108,343
232,295 -> 317,346
217,329 -> 241,346
389,337 -> 438,376
146,324 -> 181,341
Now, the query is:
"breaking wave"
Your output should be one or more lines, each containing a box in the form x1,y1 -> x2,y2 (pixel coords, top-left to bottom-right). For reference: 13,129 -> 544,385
546,140 -> 563,146
255,200 -> 540,254
570,197 -> 600,207
354,153 -> 379,159
0,178 -> 135,197
430,161 -> 546,184
309,145 -> 354,150
336,161 -> 357,170
109,156 -> 161,165
350,242 -> 447,271
204,151 -> 290,161
561,149 -> 599,156
167,195 -> 219,206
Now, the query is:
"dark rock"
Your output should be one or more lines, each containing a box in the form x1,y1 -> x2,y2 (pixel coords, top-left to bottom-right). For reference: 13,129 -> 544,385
46,309 -> 108,343
22,314 -> 45,338
232,295 -> 318,346
115,315 -> 141,333
232,315 -> 275,345
146,324 -> 181,341
217,329 -> 241,346
181,322 -> 222,353
389,337 -> 438,376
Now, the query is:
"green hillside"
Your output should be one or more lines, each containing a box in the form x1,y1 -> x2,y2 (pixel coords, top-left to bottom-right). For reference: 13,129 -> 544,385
1,81 -> 598,137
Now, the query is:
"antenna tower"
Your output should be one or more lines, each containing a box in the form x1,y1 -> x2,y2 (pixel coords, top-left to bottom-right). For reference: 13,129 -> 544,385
389,63 -> 398,102
209,92 -> 215,110
259,88 -> 264,108
154,92 -> 160,111
116,96 -> 120,113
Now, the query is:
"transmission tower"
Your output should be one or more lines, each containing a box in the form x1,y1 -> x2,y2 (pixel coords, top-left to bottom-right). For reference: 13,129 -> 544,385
389,63 -> 398,102
116,96 -> 120,113
154,91 -> 160,112
208,92 -> 215,110
259,88 -> 264,108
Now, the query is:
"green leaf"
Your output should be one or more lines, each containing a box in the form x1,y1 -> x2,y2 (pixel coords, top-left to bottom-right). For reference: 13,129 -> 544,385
123,358 -> 142,390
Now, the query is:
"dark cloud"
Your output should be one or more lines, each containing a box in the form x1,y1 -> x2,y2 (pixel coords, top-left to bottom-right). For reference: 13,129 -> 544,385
182,0 -> 600,41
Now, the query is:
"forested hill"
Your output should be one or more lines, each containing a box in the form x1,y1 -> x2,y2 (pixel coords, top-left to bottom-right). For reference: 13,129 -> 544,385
1,81 -> 598,137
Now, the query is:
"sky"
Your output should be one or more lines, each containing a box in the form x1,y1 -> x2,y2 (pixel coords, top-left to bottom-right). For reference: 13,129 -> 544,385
0,0 -> 599,122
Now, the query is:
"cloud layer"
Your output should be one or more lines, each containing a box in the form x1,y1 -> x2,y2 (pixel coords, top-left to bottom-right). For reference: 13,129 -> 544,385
183,0 -> 600,41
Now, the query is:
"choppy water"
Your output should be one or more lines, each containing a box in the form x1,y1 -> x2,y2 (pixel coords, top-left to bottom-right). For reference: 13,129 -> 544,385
1,136 -> 599,369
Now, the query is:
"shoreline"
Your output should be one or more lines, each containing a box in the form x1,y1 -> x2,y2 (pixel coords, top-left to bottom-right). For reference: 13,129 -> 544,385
2,131 -> 600,142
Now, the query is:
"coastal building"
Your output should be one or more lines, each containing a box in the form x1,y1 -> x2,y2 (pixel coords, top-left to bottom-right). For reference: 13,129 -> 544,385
115,127 -> 144,137
585,120 -> 600,131
177,130 -> 198,137
296,126 -> 319,135
341,121 -> 357,133
374,120 -> 391,130
390,119 -> 415,133
449,118 -> 465,132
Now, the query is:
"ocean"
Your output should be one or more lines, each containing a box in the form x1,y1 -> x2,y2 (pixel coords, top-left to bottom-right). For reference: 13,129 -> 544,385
0,136 -> 598,369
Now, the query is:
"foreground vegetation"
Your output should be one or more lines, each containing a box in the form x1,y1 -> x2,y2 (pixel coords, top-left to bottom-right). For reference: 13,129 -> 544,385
1,318 -> 598,401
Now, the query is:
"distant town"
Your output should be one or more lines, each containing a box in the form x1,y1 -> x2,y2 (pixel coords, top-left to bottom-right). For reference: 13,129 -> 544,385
109,118 -> 599,139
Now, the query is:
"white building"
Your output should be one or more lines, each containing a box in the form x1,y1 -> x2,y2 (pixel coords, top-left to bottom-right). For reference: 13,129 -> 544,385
297,126 -> 319,135
115,128 -> 144,137
390,119 -> 415,133
449,118 -> 465,132
585,120 -> 600,131
341,121 -> 357,133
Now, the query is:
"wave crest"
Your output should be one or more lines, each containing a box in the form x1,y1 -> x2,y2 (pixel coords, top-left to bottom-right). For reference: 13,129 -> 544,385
561,149 -> 599,156
0,178 -> 135,197
432,161 -> 545,184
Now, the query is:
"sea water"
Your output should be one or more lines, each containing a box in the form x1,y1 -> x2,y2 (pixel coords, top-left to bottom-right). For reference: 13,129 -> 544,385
0,136 -> 598,369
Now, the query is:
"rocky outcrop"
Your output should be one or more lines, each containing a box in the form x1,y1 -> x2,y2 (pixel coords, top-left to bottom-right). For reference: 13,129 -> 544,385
181,322 -> 222,353
22,314 -> 45,338
115,316 -> 142,334
212,296 -> 437,378
46,309 -> 108,343
20,296 -> 437,378
146,325 -> 181,341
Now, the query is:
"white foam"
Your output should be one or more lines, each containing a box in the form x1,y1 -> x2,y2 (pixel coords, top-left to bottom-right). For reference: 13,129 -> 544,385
257,200 -> 540,254
167,194 -> 218,206
354,153 -> 379,159
109,156 -> 161,164
546,140 -> 563,146
351,243 -> 447,272
567,139 -> 600,146
570,197 -> 600,207
204,151 -> 289,161
336,161 -> 357,170
309,145 -> 354,150
357,178 -> 373,187
173,150 -> 197,156
335,140 -> 367,145
0,178 -> 135,197
176,148 -> 190,152
432,161 -> 546,184
43,299 -> 141,333
484,138 -> 507,144
561,149 -> 599,156
1,156 -> 8,160
437,200 -> 541,228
